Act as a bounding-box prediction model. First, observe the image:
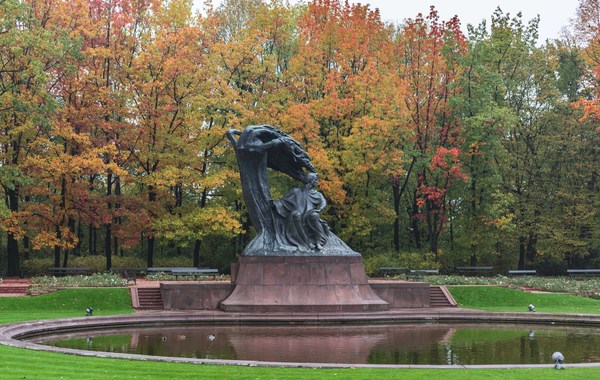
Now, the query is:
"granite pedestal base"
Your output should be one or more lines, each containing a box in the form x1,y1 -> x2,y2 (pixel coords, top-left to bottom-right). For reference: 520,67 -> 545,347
219,255 -> 389,313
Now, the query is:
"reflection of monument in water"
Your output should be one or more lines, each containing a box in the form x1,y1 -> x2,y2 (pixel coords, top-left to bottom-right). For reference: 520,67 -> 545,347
220,125 -> 410,312
227,324 -> 454,363
122,325 -> 455,364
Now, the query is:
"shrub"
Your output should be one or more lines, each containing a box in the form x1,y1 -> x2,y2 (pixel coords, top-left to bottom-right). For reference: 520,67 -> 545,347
363,251 -> 440,277
145,272 -> 229,281
29,273 -> 127,294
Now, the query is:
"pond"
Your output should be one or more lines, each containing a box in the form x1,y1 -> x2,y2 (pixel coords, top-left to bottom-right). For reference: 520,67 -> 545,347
28,323 -> 600,365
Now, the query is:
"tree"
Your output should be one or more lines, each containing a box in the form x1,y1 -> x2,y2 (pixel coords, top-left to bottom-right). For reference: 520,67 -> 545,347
281,0 -> 404,253
0,0 -> 78,275
392,7 -> 468,255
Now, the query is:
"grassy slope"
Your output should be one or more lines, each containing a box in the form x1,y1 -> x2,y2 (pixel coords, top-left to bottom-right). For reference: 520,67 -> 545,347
448,286 -> 600,314
0,287 -> 599,379
0,288 -> 134,324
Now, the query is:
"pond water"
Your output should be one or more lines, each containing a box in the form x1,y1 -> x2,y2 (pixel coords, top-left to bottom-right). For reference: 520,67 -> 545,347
29,323 -> 600,365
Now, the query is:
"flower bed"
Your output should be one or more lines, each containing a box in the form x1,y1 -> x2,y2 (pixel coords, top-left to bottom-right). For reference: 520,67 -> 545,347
424,275 -> 600,299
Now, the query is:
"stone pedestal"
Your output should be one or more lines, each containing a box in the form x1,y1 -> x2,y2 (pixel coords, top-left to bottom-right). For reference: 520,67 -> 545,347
219,255 -> 389,313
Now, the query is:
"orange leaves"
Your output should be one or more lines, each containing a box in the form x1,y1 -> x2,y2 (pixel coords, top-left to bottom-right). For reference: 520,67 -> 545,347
31,227 -> 79,251
0,212 -> 28,241
576,98 -> 600,132
430,147 -> 468,181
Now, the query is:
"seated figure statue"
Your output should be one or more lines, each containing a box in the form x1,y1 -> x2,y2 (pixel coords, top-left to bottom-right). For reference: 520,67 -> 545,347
271,172 -> 330,251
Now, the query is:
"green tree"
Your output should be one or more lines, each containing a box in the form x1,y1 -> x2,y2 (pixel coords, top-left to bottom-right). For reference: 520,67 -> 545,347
0,0 -> 78,276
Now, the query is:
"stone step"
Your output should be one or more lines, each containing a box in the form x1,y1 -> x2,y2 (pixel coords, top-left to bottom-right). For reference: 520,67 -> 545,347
136,288 -> 163,310
0,286 -> 30,294
429,286 -> 457,307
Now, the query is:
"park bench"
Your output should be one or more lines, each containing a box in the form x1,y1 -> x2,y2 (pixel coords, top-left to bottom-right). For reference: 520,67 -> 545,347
406,269 -> 439,281
567,269 -> 600,277
379,267 -> 406,277
147,267 -> 198,274
171,268 -> 219,280
147,267 -> 220,280
456,266 -> 494,276
110,267 -> 146,284
48,267 -> 91,276
508,269 -> 537,276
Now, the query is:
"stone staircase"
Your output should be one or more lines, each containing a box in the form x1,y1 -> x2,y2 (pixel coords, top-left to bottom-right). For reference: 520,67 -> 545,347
429,285 -> 457,307
134,287 -> 164,310
0,279 -> 30,296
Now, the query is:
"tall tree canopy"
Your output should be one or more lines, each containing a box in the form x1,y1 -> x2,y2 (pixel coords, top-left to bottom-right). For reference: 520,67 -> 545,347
1,0 -> 597,276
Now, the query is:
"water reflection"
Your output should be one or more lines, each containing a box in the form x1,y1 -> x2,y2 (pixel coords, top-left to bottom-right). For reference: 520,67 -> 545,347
29,323 -> 600,365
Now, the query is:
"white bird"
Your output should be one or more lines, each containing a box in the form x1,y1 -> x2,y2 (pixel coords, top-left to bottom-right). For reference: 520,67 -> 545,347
552,352 -> 565,369
208,334 -> 216,341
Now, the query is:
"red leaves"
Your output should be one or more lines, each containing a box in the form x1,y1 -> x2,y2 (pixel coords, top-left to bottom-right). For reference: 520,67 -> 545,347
430,146 -> 468,182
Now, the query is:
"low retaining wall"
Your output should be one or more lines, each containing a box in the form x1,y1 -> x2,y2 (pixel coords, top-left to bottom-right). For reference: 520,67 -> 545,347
161,283 -> 234,310
370,282 -> 430,308
159,281 -> 431,310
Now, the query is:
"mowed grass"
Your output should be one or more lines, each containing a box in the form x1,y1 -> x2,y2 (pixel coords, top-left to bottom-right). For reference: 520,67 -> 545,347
0,287 -> 599,379
448,286 -> 600,314
1,344 -> 600,380
0,287 -> 134,324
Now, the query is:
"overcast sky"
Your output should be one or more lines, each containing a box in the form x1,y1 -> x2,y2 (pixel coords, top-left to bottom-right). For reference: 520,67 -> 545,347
194,0 -> 580,42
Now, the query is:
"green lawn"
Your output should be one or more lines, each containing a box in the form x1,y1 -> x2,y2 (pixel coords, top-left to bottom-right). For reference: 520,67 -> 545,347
0,288 -> 134,324
0,287 -> 599,379
448,285 -> 600,314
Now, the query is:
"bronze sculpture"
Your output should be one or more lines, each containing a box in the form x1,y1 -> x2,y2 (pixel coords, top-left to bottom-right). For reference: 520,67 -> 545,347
227,125 -> 358,256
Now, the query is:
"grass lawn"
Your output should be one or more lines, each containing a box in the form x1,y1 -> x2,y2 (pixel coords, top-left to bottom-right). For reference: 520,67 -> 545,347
448,285 -> 600,314
0,287 -> 134,325
0,287 -> 599,379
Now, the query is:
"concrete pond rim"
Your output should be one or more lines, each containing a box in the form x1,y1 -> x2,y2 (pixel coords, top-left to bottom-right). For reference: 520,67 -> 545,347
2,308 -> 600,369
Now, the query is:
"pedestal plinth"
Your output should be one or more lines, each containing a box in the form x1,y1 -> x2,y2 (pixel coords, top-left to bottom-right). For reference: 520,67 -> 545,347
219,255 -> 389,313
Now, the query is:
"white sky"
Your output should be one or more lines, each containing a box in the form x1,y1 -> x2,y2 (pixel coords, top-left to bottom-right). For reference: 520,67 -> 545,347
194,0 -> 580,43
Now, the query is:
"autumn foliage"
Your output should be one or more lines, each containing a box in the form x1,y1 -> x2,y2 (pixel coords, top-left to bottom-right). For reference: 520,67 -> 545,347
0,0 -> 598,276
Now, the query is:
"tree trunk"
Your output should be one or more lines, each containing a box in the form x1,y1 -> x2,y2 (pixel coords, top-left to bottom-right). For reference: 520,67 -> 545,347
7,232 -> 20,277
193,188 -> 208,267
411,192 -> 422,250
54,225 -> 61,268
74,221 -> 82,256
105,222 -> 112,270
64,217 -> 76,267
88,175 -> 97,255
146,186 -> 156,267
104,172 -> 113,271
6,187 -> 21,276
392,158 -> 415,252
193,239 -> 201,267
23,195 -> 30,260
526,234 -> 537,265
470,243 -> 478,266
114,176 -> 121,257
62,247 -> 69,268
147,236 -> 155,268
518,236 -> 526,270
